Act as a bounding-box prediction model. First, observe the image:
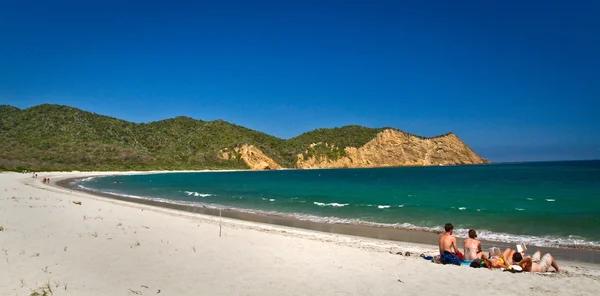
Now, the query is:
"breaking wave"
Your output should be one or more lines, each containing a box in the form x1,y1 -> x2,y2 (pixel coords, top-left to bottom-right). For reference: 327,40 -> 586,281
184,191 -> 214,197
77,180 -> 600,250
313,202 -> 349,207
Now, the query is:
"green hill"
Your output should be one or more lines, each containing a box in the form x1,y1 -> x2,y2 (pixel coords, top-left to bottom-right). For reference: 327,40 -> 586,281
0,104 -> 486,171
282,126 -> 387,161
0,104 -> 286,170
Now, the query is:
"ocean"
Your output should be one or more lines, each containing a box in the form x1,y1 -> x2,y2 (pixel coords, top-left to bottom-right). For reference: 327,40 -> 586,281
76,160 -> 600,249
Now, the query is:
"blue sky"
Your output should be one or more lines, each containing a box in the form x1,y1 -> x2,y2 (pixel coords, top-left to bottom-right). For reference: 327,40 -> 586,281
1,0 -> 599,162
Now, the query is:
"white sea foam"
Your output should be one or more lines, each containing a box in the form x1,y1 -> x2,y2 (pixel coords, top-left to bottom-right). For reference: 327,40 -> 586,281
378,205 -> 391,209
387,226 -> 600,250
458,207 -> 466,210
184,191 -> 213,197
313,202 -> 349,207
526,198 -> 534,200
80,177 -> 96,182
76,182 -> 600,250
77,184 -> 94,191
460,229 -> 600,249
269,199 -> 275,202
515,208 -> 525,211
79,186 -> 165,203
546,199 -> 556,202
109,192 -> 153,200
397,205 -> 404,208
233,207 -> 600,249
253,212 -> 600,249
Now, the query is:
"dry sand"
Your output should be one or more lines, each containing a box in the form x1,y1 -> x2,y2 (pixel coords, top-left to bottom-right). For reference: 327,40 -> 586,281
1,171 -> 599,295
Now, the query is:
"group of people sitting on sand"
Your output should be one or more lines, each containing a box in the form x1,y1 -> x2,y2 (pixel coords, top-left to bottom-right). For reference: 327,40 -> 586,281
436,223 -> 560,273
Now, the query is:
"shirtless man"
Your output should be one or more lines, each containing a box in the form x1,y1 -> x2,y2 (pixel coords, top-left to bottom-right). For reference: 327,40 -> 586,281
436,223 -> 463,264
516,251 -> 560,273
439,223 -> 460,254
501,247 -> 525,265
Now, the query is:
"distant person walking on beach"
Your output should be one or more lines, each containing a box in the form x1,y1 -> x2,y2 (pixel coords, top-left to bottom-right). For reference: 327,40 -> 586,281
437,223 -> 463,265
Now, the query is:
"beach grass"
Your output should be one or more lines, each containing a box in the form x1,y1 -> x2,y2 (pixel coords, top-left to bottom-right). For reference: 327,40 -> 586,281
29,282 -> 53,296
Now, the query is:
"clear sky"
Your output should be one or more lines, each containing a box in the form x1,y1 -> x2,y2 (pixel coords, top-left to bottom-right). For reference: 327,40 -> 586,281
1,0 -> 599,162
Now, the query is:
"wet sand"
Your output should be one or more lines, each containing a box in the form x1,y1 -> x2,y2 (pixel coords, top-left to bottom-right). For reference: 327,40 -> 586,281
61,175 -> 600,264
2,171 -> 600,295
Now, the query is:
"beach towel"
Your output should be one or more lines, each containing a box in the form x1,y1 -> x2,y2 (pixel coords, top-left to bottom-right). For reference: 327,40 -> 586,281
440,251 -> 461,265
502,265 -> 524,273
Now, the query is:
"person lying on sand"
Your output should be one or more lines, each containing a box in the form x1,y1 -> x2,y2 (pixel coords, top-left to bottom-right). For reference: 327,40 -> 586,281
500,247 -> 526,265
480,248 -> 516,269
514,251 -> 561,273
481,254 -> 509,269
463,229 -> 484,261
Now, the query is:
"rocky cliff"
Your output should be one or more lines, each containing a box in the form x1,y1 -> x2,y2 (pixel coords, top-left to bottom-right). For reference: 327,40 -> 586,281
0,104 -> 488,171
296,129 -> 489,169
220,145 -> 282,170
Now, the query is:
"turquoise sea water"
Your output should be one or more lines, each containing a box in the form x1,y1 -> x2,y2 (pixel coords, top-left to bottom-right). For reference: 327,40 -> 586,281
77,161 -> 600,249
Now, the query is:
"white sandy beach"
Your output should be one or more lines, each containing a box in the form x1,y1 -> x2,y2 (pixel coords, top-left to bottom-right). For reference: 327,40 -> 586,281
1,171 -> 600,295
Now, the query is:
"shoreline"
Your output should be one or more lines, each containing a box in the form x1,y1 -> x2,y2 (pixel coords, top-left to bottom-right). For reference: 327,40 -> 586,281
3,171 -> 600,295
59,173 -> 600,264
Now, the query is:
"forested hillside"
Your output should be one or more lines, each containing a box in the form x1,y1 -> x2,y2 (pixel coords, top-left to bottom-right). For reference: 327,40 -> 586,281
0,104 -> 488,171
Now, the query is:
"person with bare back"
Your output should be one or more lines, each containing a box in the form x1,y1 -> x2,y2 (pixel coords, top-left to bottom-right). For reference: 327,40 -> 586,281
437,223 -> 463,265
463,229 -> 484,261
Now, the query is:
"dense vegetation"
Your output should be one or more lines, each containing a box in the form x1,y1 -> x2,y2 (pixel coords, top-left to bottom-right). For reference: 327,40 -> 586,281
302,143 -> 348,161
0,104 -> 451,171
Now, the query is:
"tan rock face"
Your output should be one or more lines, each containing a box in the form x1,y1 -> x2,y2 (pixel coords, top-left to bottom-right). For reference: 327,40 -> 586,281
220,145 -> 282,170
296,129 -> 489,169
